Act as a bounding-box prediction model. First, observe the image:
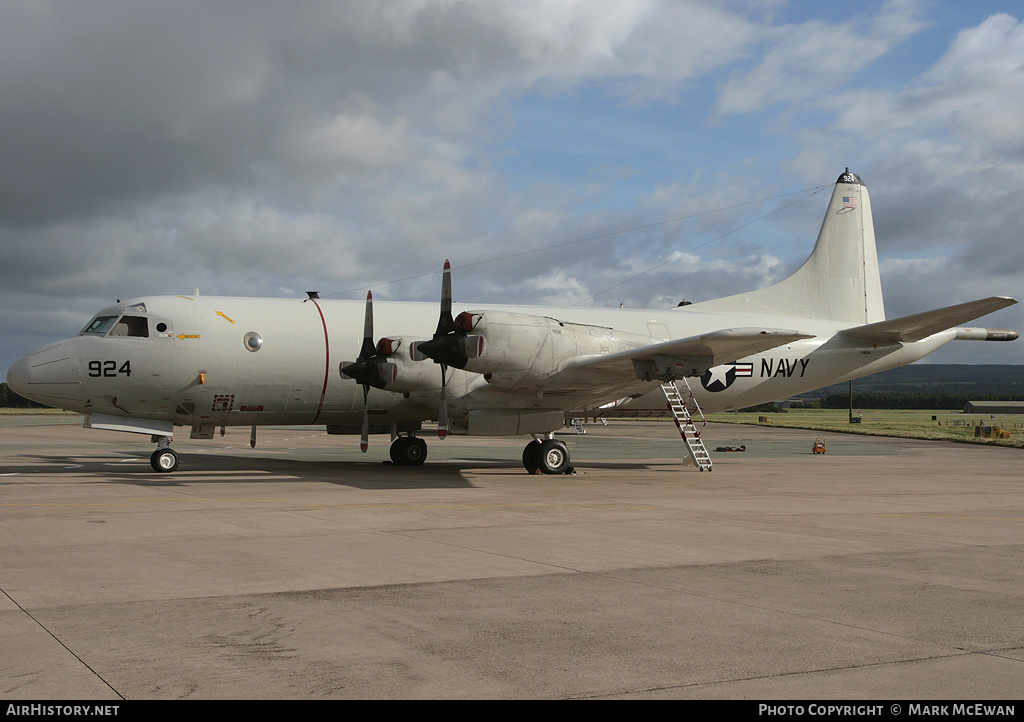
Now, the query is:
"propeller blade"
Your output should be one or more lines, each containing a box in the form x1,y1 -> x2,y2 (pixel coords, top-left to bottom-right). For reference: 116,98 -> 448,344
440,260 -> 453,329
360,292 -> 373,453
359,291 -> 376,360
414,260 -> 479,369
341,291 -> 392,391
360,387 -> 369,453
438,364 -> 449,439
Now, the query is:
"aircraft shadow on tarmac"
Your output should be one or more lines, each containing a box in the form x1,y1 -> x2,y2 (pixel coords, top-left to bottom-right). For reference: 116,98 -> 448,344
1,452 -> 474,489
0,450 -> 692,489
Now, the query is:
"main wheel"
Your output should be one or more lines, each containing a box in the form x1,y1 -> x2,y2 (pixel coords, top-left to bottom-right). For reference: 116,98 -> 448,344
522,440 -> 542,474
390,436 -> 428,466
523,439 -> 570,475
537,439 -> 570,474
150,448 -> 179,473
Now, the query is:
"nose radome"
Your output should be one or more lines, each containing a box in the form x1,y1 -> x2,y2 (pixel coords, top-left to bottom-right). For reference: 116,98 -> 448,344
5,341 -> 85,406
6,355 -> 30,394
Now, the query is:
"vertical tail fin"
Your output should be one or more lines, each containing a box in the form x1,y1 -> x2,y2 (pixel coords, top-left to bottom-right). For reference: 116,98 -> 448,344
688,170 -> 885,325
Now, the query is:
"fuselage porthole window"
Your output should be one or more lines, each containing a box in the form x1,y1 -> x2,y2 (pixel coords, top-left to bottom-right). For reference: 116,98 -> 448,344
244,332 -> 263,352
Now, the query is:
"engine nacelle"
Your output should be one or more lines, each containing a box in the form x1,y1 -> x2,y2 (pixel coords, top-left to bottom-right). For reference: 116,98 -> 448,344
457,310 -> 646,388
341,337 -> 443,394
382,337 -> 447,394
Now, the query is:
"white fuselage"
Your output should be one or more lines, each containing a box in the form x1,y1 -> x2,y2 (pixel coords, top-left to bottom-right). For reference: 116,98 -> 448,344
9,293 -> 953,436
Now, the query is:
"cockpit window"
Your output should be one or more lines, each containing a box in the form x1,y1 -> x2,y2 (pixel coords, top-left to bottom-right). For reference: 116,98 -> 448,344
80,316 -> 119,335
79,314 -> 150,337
110,315 -> 149,337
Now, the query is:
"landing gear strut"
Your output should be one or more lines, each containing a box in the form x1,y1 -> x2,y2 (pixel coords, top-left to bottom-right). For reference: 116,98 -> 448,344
522,437 -> 571,475
150,436 -> 178,473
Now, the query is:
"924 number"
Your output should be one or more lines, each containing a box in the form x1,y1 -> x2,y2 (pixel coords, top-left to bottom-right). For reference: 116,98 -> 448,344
87,360 -> 132,378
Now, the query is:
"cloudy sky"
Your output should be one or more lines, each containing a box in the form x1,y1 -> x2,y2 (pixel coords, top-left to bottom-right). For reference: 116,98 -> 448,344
2,0 -> 1022,376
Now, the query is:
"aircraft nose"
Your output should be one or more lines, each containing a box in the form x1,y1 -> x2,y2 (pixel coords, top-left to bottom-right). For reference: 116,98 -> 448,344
6,341 -> 85,406
6,355 -> 30,392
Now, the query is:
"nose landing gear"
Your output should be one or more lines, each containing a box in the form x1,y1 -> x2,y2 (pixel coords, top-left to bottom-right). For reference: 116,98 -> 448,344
150,436 -> 179,473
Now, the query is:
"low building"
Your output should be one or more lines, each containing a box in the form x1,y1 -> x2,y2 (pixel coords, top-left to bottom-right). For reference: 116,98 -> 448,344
963,401 -> 1024,414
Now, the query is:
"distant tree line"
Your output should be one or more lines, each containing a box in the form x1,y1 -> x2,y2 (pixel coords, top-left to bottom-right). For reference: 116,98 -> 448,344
802,365 -> 1024,399
811,392 -> 1024,410
0,382 -> 47,408
739,402 -> 788,413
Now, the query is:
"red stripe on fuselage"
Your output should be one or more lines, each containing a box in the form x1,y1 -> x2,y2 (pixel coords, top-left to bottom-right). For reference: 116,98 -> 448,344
308,298 -> 330,424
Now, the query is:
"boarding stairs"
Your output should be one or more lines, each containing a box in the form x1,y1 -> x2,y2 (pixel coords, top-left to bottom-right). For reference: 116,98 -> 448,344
661,380 -> 713,472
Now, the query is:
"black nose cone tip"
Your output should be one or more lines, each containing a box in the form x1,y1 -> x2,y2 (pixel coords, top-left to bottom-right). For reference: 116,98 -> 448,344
838,168 -> 864,186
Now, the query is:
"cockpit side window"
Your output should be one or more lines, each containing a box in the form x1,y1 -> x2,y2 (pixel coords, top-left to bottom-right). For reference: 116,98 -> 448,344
110,315 -> 149,337
80,316 -> 119,335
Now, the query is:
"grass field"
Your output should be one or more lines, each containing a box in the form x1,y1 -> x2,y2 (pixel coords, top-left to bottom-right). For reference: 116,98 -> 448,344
703,408 -> 1024,448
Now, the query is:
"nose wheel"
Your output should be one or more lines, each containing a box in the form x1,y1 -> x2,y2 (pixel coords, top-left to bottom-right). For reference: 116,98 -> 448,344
150,447 -> 179,473
149,436 -> 178,473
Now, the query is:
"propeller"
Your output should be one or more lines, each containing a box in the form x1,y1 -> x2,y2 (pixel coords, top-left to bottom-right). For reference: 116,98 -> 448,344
411,261 -> 483,439
340,291 -> 397,452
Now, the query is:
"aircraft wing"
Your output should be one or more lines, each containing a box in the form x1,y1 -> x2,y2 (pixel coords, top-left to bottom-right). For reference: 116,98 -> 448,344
841,297 -> 1018,343
548,328 -> 815,389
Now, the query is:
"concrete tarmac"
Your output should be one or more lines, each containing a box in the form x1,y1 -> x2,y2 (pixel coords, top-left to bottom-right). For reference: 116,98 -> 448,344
1,416 -> 1022,699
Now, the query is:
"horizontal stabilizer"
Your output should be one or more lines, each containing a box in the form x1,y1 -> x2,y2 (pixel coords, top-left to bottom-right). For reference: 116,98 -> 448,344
842,297 -> 1017,343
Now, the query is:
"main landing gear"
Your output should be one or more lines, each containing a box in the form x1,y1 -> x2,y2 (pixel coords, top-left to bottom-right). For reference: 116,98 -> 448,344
389,435 -> 428,465
522,436 -> 572,475
389,433 -> 573,474
388,432 -> 574,474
